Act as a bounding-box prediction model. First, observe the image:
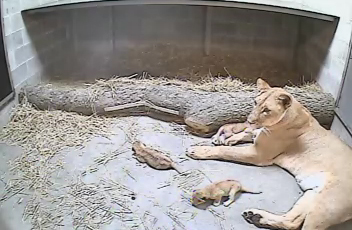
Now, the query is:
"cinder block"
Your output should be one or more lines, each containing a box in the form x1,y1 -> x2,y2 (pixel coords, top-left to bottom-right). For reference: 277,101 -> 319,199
21,0 -> 41,10
14,43 -> 36,66
335,20 -> 352,42
7,51 -> 17,71
10,62 -> 28,87
22,28 -> 32,45
5,30 -> 23,52
329,57 -> 345,79
3,0 -> 21,16
14,71 -> 42,93
27,56 -> 44,77
40,0 -> 59,5
3,16 -> 11,36
318,67 -> 340,98
10,13 -> 24,32
330,39 -> 349,62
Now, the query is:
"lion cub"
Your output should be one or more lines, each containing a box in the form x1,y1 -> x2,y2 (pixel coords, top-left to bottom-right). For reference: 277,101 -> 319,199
132,141 -> 182,173
211,123 -> 257,146
191,180 -> 261,207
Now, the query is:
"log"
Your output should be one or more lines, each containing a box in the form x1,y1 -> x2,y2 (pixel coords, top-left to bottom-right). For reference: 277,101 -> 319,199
23,82 -> 335,136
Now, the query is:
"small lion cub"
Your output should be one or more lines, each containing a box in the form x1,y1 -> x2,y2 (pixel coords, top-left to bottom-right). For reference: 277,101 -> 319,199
212,123 -> 257,146
132,141 -> 182,173
191,180 -> 261,207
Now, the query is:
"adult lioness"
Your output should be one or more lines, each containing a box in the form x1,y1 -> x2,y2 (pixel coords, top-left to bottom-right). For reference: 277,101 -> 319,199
187,79 -> 352,230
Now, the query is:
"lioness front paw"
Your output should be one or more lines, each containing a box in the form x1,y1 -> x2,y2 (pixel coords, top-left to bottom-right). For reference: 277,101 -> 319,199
186,146 -> 214,159
242,209 -> 270,228
242,210 -> 262,224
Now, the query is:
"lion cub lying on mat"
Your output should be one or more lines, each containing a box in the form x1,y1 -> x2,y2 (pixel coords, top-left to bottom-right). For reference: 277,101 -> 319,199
191,180 -> 261,207
187,79 -> 352,230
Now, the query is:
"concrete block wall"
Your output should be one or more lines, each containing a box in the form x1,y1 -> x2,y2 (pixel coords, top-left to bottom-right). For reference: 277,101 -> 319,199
2,0 -> 70,91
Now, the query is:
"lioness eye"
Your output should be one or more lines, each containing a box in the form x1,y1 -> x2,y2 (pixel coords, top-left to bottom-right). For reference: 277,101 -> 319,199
262,108 -> 270,113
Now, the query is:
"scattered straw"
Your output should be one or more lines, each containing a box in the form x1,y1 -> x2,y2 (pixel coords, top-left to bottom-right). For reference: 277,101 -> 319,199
285,82 -> 322,92
87,73 -> 256,94
172,169 -> 208,193
121,119 -> 140,144
82,149 -> 129,176
142,211 -> 158,230
169,123 -> 189,136
209,208 -> 226,230
86,72 -> 324,98
22,177 -> 138,230
0,99 -> 118,229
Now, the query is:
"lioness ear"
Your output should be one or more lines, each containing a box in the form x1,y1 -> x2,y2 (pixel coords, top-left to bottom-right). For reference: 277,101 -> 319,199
257,78 -> 271,91
278,94 -> 292,109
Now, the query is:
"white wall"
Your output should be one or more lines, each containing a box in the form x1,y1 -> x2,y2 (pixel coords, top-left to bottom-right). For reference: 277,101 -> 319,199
0,0 -> 70,126
2,0 -> 70,92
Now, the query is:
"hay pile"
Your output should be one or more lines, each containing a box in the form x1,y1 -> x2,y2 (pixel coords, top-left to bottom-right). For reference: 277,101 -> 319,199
0,100 -> 203,230
88,73 -> 325,94
89,74 -> 256,94
0,99 -> 113,199
0,100 -> 141,229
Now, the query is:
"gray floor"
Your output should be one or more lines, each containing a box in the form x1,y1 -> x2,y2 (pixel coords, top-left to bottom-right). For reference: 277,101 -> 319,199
0,116 -> 351,230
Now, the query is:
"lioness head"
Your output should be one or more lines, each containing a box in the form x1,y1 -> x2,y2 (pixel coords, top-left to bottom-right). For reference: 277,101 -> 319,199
247,79 -> 292,127
191,189 -> 206,206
